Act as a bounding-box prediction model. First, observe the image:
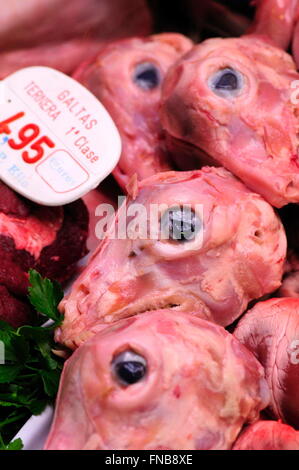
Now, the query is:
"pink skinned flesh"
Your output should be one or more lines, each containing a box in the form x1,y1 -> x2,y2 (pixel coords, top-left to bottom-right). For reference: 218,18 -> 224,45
161,35 -> 299,207
46,311 -> 269,450
55,167 -> 286,350
235,297 -> 299,429
233,420 -> 299,450
74,34 -> 193,191
0,0 -> 152,78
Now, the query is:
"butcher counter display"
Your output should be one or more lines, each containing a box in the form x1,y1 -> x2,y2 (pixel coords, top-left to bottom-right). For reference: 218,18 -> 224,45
1,0 -> 299,452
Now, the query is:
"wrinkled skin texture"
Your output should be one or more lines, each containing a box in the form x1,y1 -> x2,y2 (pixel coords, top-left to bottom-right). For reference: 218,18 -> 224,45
74,34 -> 193,191
161,36 -> 299,208
233,420 -> 299,450
0,181 -> 88,327
235,298 -> 299,429
55,167 -> 286,350
45,311 -> 269,450
0,0 -> 151,78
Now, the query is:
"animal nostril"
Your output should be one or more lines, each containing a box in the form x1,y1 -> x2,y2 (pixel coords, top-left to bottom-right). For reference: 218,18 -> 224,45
91,270 -> 100,280
79,284 -> 90,295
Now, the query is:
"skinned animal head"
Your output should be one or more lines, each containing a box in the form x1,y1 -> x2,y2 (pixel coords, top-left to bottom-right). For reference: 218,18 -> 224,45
161,36 -> 299,207
46,311 -> 269,450
55,167 -> 286,349
74,33 -> 193,190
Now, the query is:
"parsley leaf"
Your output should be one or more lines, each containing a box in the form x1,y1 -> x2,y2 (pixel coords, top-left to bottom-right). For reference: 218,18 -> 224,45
28,269 -> 64,325
0,436 -> 23,450
0,270 -> 66,448
0,366 -> 23,383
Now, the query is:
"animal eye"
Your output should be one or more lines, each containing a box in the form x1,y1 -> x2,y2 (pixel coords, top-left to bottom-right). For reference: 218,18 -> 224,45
161,206 -> 202,242
112,350 -> 147,386
133,62 -> 161,90
209,68 -> 244,98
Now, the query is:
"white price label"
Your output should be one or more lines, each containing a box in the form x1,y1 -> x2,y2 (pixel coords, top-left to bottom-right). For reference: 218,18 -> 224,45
0,67 -> 121,205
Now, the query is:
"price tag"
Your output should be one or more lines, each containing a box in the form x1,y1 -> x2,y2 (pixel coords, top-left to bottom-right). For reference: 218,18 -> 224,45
0,67 -> 121,206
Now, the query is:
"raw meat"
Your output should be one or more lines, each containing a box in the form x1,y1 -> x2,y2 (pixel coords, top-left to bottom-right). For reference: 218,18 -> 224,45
248,0 -> 298,50
0,0 -> 152,78
248,0 -> 299,69
45,311 -> 269,450
234,297 -> 299,429
74,34 -> 193,191
233,421 -> 299,450
161,35 -> 299,207
0,181 -> 88,327
55,167 -> 286,349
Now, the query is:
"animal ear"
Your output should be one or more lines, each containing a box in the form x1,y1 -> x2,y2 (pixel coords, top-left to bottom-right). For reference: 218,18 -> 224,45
151,33 -> 194,55
44,350 -> 94,450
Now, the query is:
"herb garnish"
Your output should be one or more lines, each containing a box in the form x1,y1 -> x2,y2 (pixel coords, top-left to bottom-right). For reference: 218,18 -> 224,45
0,270 -> 65,448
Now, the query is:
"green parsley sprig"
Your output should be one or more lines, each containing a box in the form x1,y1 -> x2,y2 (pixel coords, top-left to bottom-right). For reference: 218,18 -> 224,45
0,270 -> 65,449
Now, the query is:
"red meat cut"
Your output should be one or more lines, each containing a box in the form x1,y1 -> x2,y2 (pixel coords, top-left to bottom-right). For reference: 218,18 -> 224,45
0,181 -> 88,327
0,0 -> 152,78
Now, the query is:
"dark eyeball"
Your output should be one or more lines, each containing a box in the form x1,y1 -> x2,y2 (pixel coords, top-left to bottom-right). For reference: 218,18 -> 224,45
208,68 -> 244,98
161,206 -> 202,242
133,62 -> 161,90
112,350 -> 147,386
